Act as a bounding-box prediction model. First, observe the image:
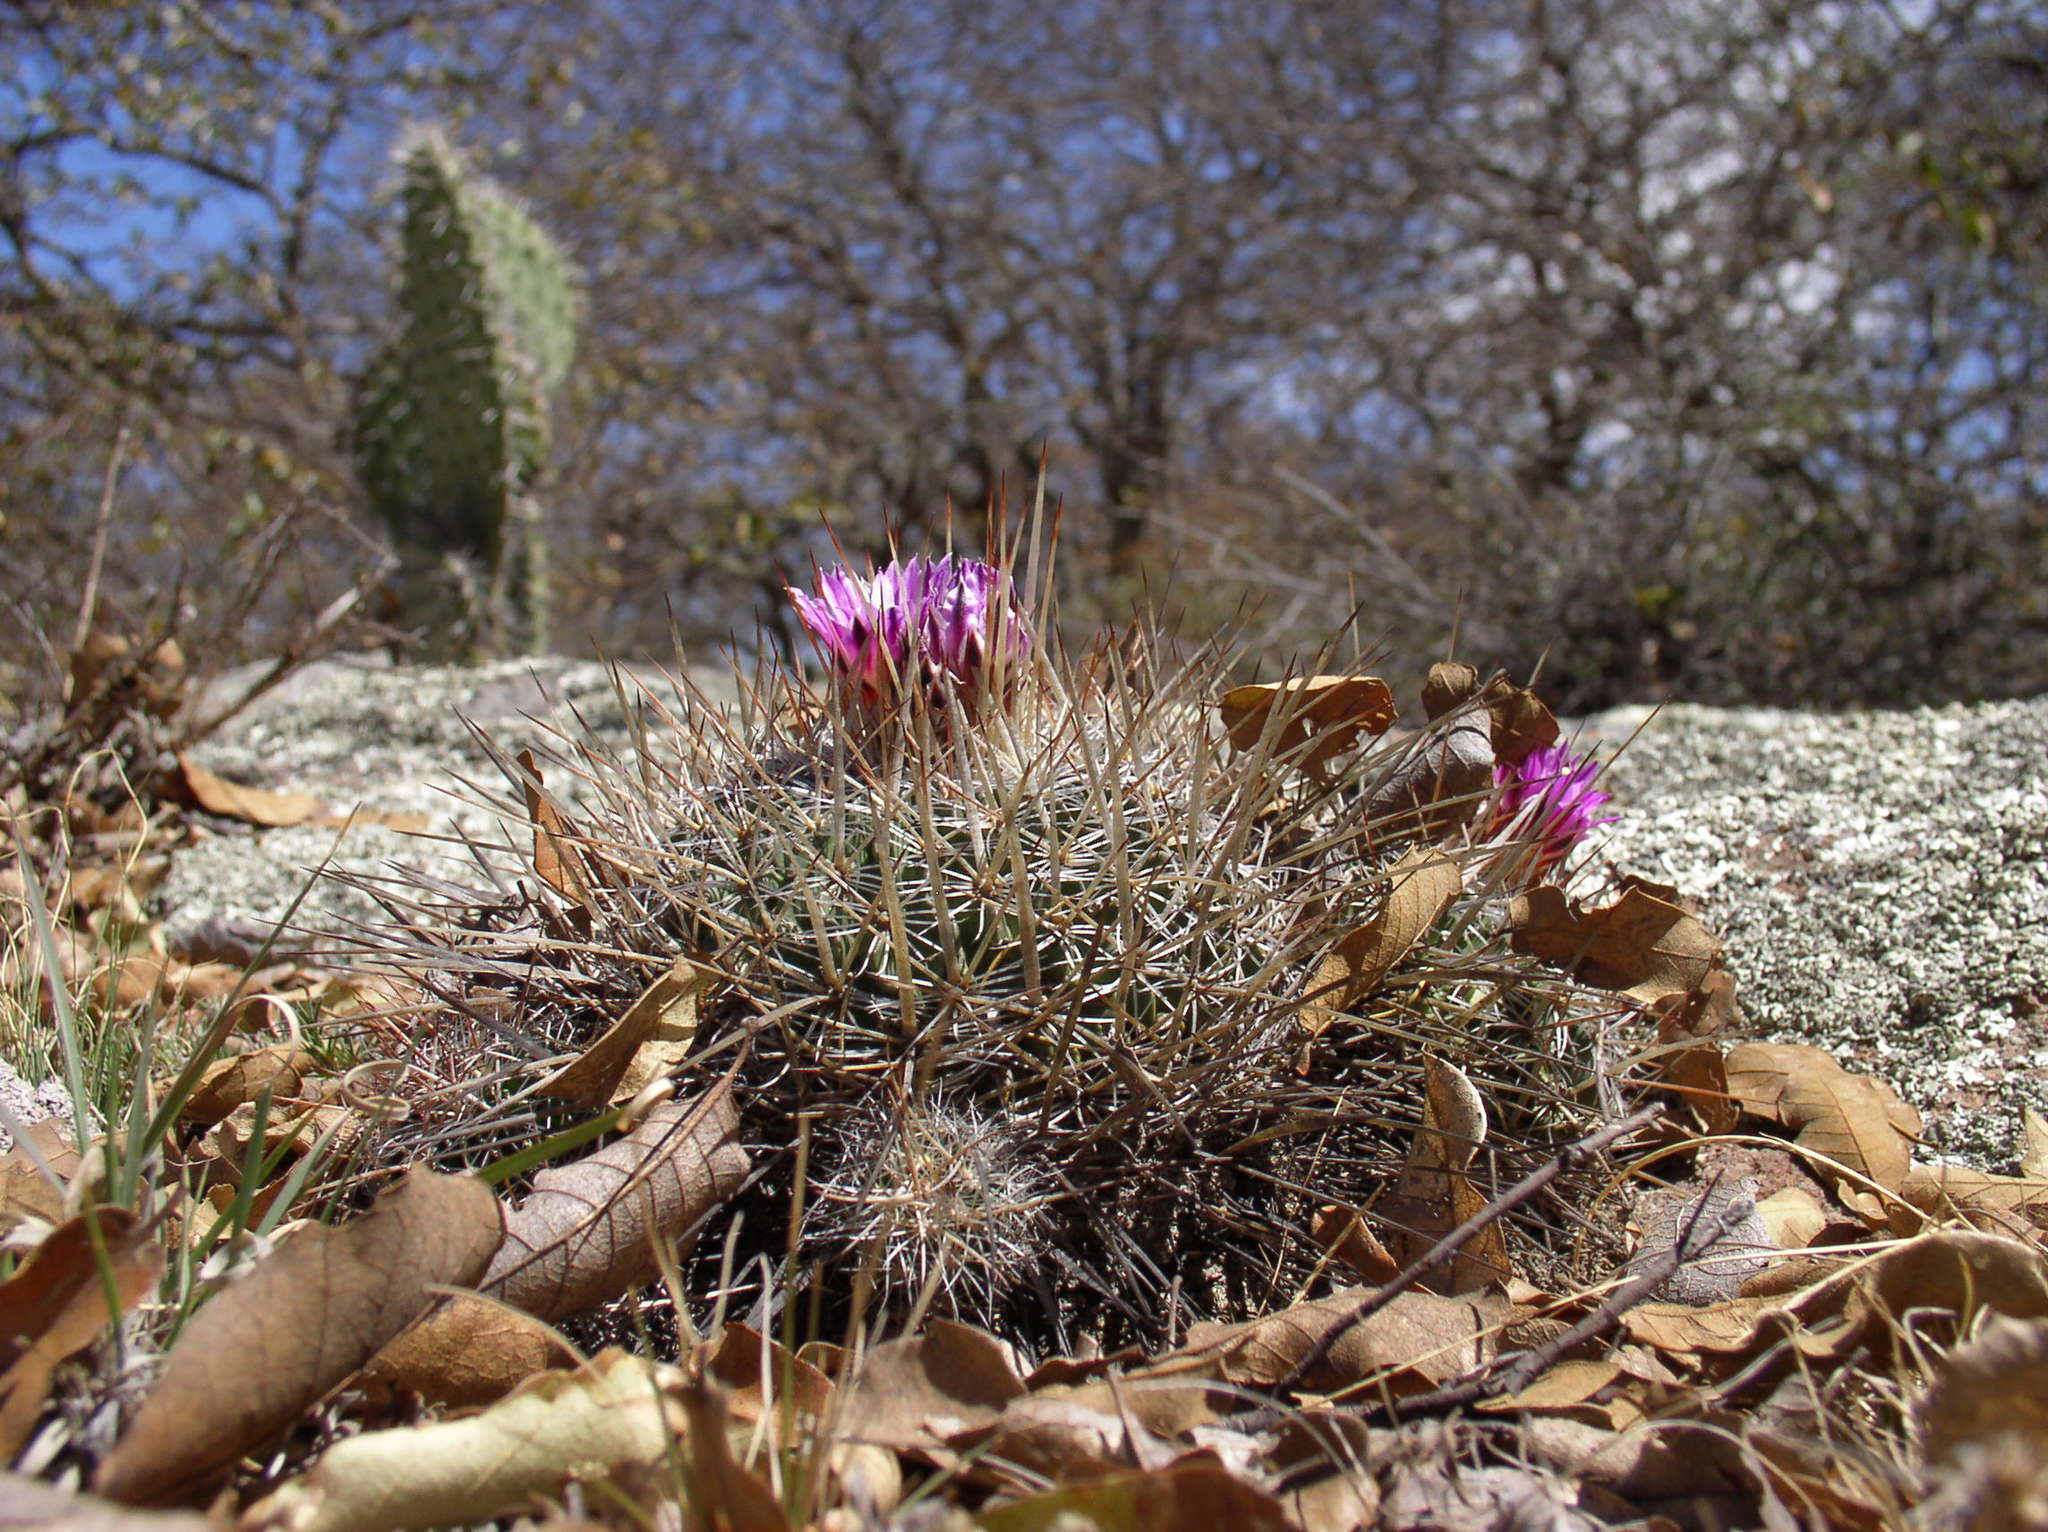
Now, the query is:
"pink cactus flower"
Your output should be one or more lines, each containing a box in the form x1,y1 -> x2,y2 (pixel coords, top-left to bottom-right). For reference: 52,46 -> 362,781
1490,741 -> 1617,875
789,553 -> 1027,710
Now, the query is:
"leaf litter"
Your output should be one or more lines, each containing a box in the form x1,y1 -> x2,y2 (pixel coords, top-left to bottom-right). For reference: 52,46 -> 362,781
7,625 -> 2046,1528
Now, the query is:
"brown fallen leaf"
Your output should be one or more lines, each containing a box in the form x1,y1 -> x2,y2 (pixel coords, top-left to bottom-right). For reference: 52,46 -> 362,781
1177,1283 -> 1507,1395
1725,1042 -> 1920,1222
1508,879 -> 1722,1004
517,749 -> 593,906
1378,1057 -> 1512,1293
96,1171 -> 502,1506
976,1461 -> 1297,1532
947,1395 -> 1180,1487
1363,721 -> 1495,840
1905,1162 -> 2048,1228
699,1320 -> 834,1429
365,1295 -> 576,1409
537,957 -> 710,1109
1298,848 -> 1461,1039
182,1047 -> 320,1128
1311,1205 -> 1399,1285
1218,675 -> 1398,773
1,1120 -> 82,1232
1849,1229 -> 2048,1346
673,1379 -> 795,1532
839,1318 -> 1027,1458
241,1350 -> 676,1532
162,755 -> 322,829
482,1078 -> 749,1322
0,1207 -> 163,1459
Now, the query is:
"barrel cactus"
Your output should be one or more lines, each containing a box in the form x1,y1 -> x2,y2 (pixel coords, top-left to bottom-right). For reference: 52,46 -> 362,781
360,549 -> 1622,1355
352,125 -> 578,657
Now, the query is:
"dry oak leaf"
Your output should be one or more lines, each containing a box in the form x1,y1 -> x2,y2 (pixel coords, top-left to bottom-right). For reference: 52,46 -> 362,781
182,1046 -> 320,1128
1508,879 -> 1721,1003
1724,1042 -> 1920,1222
1362,721 -> 1495,841
1298,848 -> 1461,1040
537,957 -> 709,1109
947,1395 -> 1181,1488
96,1170 -> 502,1507
0,1207 -> 163,1460
840,1319 -> 1027,1458
1218,674 -> 1398,771
1178,1284 -> 1508,1396
516,749 -> 593,907
480,1078 -> 748,1323
241,1349 -> 675,1532
976,1461 -> 1298,1532
162,755 -> 322,828
0,1120 -> 82,1232
363,1295 -> 575,1409
1905,1162 -> 2048,1228
1380,1057 -> 1512,1293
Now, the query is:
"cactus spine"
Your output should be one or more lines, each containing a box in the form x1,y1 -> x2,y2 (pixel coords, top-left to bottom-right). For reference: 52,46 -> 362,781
353,126 -> 577,657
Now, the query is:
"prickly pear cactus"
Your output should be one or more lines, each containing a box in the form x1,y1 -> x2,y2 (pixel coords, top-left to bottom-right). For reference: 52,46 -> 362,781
353,125 -> 578,657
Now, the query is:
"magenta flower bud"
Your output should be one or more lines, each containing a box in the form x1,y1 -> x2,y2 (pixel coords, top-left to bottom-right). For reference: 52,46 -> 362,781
789,553 -> 1028,712
1490,741 -> 1617,875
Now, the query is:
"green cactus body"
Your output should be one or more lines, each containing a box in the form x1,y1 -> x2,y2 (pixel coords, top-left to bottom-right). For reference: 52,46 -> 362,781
353,127 -> 577,656
360,629 -> 1609,1357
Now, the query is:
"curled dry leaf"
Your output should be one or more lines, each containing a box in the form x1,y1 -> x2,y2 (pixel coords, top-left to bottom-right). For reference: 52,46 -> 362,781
0,1207 -> 163,1459
96,1171 -> 502,1507
1363,721 -> 1494,840
536,957 -> 709,1109
699,1320 -> 834,1429
1724,1042 -> 1920,1223
364,1296 -> 574,1409
1217,675 -> 1397,773
182,1047 -> 320,1128
1848,1229 -> 2048,1346
976,1461 -> 1297,1532
672,1380 -> 794,1532
162,755 -> 322,829
948,1394 -> 1181,1487
1905,1162 -> 2048,1228
1298,848 -> 1460,1040
516,749 -> 593,907
1177,1284 -> 1508,1396
1508,879 -> 1722,1004
1648,975 -> 1741,1136
1378,1057 -> 1512,1292
480,1077 -> 749,1322
241,1350 -> 675,1532
1,1120 -> 81,1232
1311,1205 -> 1399,1285
840,1318 -> 1027,1458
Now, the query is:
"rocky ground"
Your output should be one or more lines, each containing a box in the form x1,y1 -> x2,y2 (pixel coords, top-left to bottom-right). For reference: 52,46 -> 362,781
153,655 -> 2048,1168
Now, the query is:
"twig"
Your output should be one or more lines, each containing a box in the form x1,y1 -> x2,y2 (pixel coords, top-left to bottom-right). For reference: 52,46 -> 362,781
69,418 -> 132,661
1379,1190 -> 1751,1419
1270,1102 -> 1664,1395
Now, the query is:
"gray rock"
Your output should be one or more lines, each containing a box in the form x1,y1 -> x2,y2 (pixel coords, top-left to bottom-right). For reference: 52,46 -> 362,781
156,660 -> 2048,1168
1576,698 -> 2048,1168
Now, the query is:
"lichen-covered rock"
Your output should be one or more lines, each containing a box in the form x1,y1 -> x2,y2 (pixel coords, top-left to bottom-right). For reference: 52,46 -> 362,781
1581,698 -> 2048,1166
